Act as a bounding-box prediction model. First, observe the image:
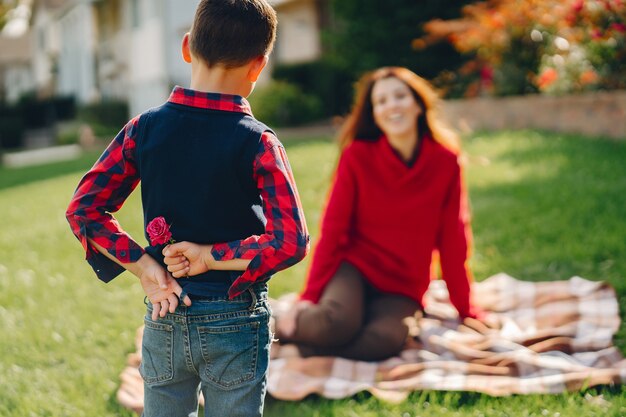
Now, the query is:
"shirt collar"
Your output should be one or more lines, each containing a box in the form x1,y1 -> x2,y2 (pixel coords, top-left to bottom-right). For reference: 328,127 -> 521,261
168,86 -> 253,116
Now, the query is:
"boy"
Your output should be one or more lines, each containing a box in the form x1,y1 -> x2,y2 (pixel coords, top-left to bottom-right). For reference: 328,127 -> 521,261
66,1 -> 309,416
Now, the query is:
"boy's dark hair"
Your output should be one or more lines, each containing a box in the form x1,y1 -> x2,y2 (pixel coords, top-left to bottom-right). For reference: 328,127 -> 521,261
189,0 -> 277,68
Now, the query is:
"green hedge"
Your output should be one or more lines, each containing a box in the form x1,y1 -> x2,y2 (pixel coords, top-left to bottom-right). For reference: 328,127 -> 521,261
272,59 -> 355,117
0,107 -> 24,149
0,95 -> 77,150
77,100 -> 129,130
249,81 -> 323,127
19,95 -> 76,128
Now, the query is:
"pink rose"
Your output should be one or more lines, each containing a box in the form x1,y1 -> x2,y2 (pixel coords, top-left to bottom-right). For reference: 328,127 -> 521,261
146,216 -> 173,246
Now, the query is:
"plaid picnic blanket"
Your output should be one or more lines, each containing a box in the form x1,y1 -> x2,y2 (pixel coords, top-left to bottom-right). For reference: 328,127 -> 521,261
116,274 -> 626,413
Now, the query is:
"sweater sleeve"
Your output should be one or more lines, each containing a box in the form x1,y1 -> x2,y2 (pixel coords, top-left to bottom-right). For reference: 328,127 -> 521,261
300,149 -> 357,303
436,160 -> 477,319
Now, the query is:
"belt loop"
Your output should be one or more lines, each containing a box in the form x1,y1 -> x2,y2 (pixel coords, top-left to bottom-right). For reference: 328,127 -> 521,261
179,289 -> 188,306
247,287 -> 257,311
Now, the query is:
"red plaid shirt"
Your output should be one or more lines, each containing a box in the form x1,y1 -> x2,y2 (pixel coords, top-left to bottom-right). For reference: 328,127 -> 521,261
67,87 -> 309,298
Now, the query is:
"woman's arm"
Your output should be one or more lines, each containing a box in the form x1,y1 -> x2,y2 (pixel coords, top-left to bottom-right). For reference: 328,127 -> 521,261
436,160 -> 478,319
300,149 -> 358,303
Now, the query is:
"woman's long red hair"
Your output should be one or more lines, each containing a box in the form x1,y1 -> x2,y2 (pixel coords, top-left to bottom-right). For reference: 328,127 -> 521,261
337,67 -> 460,154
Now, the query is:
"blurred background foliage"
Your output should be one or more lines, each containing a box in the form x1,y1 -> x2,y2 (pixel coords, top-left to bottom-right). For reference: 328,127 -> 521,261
1,0 -> 624,134
418,0 -> 626,97
325,0 -> 475,81
252,0 -> 476,126
252,0 -> 625,127
0,0 -> 17,30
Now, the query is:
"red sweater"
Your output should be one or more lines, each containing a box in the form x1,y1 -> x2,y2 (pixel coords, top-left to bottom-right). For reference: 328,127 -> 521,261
300,135 -> 477,318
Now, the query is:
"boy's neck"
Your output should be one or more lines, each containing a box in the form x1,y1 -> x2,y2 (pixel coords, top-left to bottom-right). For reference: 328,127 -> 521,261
189,62 -> 252,97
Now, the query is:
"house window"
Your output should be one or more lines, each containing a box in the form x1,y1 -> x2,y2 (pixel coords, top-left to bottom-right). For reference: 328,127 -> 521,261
38,27 -> 46,50
131,0 -> 140,28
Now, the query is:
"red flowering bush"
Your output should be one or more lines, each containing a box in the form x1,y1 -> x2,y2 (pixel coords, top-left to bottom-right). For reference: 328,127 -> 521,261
418,0 -> 626,96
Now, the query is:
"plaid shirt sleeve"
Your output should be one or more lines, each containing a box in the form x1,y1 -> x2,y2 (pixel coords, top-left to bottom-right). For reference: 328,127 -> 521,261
65,116 -> 145,282
212,131 -> 310,298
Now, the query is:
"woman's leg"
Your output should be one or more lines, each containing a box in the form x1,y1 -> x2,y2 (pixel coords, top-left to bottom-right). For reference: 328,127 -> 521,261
303,293 -> 420,361
276,262 -> 366,347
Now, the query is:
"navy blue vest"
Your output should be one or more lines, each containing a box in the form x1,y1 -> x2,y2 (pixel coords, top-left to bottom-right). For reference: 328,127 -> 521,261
134,101 -> 271,296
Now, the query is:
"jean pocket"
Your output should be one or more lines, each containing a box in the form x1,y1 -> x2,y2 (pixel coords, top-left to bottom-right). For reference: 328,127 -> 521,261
198,320 -> 260,390
140,319 -> 174,385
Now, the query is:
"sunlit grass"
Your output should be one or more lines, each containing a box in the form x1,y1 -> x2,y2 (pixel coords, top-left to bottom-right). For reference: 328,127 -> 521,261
0,130 -> 625,416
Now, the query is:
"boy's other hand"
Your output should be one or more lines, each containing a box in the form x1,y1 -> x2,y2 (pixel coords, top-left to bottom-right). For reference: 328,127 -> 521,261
163,242 -> 214,278
140,262 -> 192,320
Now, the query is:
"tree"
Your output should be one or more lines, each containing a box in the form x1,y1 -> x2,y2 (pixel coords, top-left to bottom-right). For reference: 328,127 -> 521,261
0,0 -> 18,32
325,0 -> 476,81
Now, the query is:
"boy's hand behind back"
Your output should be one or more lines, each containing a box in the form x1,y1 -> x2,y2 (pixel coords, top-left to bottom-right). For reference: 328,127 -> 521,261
139,260 -> 192,320
163,242 -> 213,278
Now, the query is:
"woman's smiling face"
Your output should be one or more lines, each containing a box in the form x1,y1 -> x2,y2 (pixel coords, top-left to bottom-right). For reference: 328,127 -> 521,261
371,76 -> 423,141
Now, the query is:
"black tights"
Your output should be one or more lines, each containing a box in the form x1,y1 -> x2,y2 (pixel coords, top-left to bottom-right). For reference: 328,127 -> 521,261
278,262 -> 420,361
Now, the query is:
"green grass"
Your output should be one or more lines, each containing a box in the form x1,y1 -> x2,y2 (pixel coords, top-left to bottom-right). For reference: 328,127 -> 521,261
0,130 -> 625,416
0,150 -> 103,190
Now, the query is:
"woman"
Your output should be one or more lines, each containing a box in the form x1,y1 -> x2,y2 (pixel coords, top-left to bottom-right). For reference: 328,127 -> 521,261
275,67 -> 482,361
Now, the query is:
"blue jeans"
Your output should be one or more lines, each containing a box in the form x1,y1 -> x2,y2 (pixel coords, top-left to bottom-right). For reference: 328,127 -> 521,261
140,285 -> 271,417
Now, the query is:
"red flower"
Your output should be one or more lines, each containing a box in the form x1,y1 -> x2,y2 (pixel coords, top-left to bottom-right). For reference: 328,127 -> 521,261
590,28 -> 603,39
146,216 -> 174,246
579,69 -> 599,85
480,65 -> 494,82
572,0 -> 584,13
610,22 -> 626,33
537,68 -> 559,89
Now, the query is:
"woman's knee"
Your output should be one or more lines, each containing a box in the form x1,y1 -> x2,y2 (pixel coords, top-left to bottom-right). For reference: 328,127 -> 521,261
363,322 -> 409,358
310,302 -> 362,345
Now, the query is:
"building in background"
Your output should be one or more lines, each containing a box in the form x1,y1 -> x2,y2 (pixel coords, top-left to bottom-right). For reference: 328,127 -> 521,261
0,30 -> 33,103
1,0 -> 327,116
270,0 -> 326,65
1,0 -> 35,103
26,0 -> 202,116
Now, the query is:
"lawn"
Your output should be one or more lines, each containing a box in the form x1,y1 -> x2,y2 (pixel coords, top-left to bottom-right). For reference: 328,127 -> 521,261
0,130 -> 625,416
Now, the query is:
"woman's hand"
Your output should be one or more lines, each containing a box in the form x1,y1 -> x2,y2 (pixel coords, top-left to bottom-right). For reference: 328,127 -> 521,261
275,299 -> 313,338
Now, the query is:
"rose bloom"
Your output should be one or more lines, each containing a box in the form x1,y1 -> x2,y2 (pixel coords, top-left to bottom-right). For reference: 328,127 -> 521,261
146,216 -> 173,246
